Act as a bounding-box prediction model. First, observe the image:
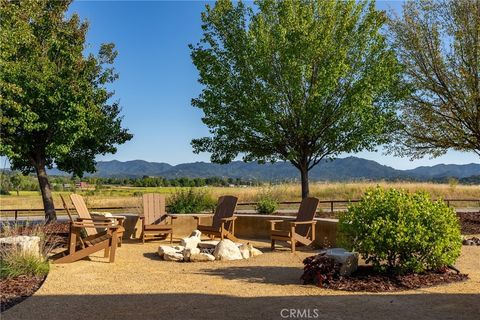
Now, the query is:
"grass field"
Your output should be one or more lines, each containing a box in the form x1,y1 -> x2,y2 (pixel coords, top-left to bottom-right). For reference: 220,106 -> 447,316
1,182 -> 479,213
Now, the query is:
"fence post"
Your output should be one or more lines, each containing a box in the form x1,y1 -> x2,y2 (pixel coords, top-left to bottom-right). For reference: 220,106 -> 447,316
446,200 -> 450,207
330,201 -> 334,213
14,210 -> 18,221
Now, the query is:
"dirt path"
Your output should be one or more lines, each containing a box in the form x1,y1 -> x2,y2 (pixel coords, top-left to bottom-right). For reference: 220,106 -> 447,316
3,240 -> 479,320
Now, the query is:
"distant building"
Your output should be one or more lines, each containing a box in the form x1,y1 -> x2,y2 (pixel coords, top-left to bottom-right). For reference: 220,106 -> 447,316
75,182 -> 88,188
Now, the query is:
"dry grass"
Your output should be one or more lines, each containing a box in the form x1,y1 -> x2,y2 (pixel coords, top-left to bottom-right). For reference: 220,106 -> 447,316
0,182 -> 479,213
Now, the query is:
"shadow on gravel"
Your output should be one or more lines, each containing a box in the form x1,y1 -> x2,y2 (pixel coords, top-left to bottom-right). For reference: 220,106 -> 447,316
2,292 -> 479,320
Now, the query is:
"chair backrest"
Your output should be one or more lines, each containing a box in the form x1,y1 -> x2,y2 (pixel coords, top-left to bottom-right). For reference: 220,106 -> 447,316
142,193 -> 167,225
70,194 -> 97,236
211,196 -> 238,229
59,194 -> 74,222
295,197 -> 319,237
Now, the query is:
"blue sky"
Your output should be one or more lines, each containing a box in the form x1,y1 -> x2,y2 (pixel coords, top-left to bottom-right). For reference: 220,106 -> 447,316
5,0 -> 476,170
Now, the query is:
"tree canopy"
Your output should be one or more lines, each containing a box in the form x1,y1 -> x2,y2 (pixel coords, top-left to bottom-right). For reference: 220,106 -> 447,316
0,0 -> 132,221
388,0 -> 480,158
190,0 -> 403,198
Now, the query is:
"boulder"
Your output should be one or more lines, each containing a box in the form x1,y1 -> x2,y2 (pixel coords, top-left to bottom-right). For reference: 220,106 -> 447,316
158,245 -> 182,257
190,253 -> 216,262
189,230 -> 202,238
323,248 -> 359,276
239,243 -> 253,259
180,230 -> 202,250
0,236 -> 41,258
163,252 -> 184,262
183,247 -> 201,261
213,239 -> 243,261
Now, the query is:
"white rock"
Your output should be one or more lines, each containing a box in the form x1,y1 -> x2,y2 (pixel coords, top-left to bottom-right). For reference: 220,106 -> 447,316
180,230 -> 202,250
250,247 -> 263,257
163,252 -> 184,262
180,237 -> 201,250
158,245 -> 176,257
213,239 -> 243,261
172,245 -> 185,251
190,253 -> 215,262
0,236 -> 41,258
183,247 -> 201,261
189,230 -> 202,238
239,243 -> 253,259
324,248 -> 359,276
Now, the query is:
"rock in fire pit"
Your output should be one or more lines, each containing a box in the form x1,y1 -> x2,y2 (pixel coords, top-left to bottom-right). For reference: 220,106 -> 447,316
157,230 -> 262,262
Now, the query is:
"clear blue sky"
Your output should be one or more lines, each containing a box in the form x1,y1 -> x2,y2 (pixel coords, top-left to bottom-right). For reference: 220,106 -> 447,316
6,0 -> 476,170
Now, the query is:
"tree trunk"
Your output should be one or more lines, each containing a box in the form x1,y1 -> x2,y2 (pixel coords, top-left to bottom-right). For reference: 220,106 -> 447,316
34,160 -> 56,223
299,165 -> 310,199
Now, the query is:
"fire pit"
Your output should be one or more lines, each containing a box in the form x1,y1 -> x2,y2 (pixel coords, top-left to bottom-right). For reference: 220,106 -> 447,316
157,230 -> 262,262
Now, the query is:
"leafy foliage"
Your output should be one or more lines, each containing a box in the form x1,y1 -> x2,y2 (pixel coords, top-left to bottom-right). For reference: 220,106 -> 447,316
255,188 -> 278,214
255,198 -> 278,215
190,0 -> 404,198
339,187 -> 462,274
301,254 -> 341,287
388,0 -> 480,158
0,0 -> 132,220
167,188 -> 216,214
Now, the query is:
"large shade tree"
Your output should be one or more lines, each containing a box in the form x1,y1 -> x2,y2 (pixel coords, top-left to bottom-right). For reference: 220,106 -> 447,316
0,0 -> 132,222
190,0 -> 403,198
388,0 -> 480,158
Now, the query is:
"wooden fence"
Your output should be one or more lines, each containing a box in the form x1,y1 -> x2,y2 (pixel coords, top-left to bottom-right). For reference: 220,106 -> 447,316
1,198 -> 479,221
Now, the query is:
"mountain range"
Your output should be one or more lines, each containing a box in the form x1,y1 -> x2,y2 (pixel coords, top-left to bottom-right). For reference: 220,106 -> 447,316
47,157 -> 480,182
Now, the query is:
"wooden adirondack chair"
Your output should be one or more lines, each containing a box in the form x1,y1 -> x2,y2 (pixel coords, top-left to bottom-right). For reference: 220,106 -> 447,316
53,219 -> 120,263
140,193 -> 175,243
65,194 -> 125,246
194,196 -> 238,241
268,197 -> 319,253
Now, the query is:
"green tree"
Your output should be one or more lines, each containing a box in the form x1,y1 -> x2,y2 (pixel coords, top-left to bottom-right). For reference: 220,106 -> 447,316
9,172 -> 24,196
0,0 -> 132,222
190,0 -> 403,198
388,0 -> 480,158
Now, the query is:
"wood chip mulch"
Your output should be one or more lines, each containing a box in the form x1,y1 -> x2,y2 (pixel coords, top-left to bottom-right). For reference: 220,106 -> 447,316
0,275 -> 46,312
457,212 -> 480,235
319,266 -> 469,292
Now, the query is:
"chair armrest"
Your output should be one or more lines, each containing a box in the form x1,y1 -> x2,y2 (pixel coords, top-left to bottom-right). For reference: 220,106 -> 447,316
289,220 -> 317,226
72,221 -> 121,229
76,217 -> 112,223
110,216 -> 126,225
221,216 -> 237,222
267,219 -> 284,223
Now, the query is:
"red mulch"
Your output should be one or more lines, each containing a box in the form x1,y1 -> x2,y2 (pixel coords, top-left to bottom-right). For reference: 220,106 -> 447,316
457,212 -> 480,235
317,266 -> 468,292
0,275 -> 46,312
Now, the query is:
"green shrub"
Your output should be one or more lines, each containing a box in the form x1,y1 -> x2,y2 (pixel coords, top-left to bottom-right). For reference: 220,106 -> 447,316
339,187 -> 462,274
256,197 -> 278,214
0,252 -> 49,278
168,188 -> 216,213
255,188 -> 279,214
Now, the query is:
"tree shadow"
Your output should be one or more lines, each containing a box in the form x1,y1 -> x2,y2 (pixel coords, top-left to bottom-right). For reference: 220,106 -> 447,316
2,293 -> 479,320
197,266 -> 303,285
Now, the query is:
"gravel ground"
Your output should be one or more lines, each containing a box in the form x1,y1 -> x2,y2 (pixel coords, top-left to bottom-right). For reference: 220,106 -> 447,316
2,238 -> 479,320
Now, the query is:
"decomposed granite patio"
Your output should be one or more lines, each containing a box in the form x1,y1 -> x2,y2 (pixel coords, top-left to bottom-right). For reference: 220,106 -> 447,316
3,239 -> 479,320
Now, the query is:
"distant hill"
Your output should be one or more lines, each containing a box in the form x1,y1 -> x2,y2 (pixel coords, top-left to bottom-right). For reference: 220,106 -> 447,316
47,157 -> 480,182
